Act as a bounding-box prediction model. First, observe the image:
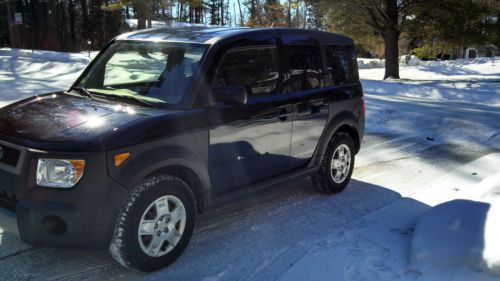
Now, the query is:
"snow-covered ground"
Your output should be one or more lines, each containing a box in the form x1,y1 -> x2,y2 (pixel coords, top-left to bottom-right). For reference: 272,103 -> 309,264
0,48 -> 499,281
0,48 -> 95,108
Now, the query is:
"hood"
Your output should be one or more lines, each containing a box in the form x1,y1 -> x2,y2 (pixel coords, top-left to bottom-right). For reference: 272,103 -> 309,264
0,92 -> 149,151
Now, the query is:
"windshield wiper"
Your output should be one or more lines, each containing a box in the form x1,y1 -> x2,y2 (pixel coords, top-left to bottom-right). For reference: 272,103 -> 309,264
93,93 -> 153,108
72,87 -> 94,99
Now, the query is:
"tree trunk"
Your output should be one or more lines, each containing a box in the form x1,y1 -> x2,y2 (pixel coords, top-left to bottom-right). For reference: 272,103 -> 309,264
383,29 -> 400,79
295,2 -> 299,28
250,0 -> 256,25
287,1 -> 292,27
236,0 -> 244,25
147,2 -> 152,28
80,0 -> 89,48
383,0 -> 400,79
68,0 -> 76,42
220,0 -> 224,25
136,1 -> 147,29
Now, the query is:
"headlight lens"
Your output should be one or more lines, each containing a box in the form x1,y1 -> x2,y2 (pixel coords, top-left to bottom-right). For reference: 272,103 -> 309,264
36,159 -> 85,188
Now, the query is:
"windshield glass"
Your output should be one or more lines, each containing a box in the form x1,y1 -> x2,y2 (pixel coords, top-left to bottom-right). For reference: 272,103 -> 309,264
76,41 -> 207,105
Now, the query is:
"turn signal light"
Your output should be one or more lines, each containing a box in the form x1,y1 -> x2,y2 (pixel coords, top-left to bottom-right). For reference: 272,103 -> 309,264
114,153 -> 130,167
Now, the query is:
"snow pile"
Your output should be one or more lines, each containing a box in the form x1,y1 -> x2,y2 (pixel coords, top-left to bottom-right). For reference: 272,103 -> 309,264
357,58 -> 385,69
483,199 -> 500,275
410,199 -> 499,280
0,48 -> 92,107
358,56 -> 422,69
0,48 -> 95,63
410,166 -> 500,281
357,55 -> 499,71
360,57 -> 500,81
407,55 -> 421,66
362,79 -> 500,106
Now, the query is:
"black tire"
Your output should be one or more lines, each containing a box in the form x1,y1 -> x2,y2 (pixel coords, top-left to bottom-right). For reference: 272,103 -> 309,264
312,133 -> 355,194
109,175 -> 196,272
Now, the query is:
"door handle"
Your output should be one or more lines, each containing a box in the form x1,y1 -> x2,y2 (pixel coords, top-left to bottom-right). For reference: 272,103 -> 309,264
278,108 -> 291,122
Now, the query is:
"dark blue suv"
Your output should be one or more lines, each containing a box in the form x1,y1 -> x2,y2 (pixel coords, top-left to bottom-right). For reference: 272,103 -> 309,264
0,26 -> 364,271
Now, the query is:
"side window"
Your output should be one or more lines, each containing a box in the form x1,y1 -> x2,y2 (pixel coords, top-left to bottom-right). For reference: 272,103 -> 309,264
215,47 -> 279,96
326,45 -> 359,85
284,44 -> 322,92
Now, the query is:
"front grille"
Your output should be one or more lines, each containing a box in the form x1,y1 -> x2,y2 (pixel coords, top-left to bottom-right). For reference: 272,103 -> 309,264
0,141 -> 23,212
0,144 -> 20,167
0,190 -> 17,212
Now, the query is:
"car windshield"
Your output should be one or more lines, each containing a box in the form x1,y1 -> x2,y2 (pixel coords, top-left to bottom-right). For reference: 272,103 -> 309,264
76,41 -> 207,106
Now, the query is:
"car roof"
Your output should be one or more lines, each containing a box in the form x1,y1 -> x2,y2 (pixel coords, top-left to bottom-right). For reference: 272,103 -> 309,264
116,26 -> 353,46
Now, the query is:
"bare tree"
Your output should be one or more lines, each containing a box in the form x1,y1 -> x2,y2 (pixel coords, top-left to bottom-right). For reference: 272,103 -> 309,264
220,0 -> 224,25
236,0 -> 244,25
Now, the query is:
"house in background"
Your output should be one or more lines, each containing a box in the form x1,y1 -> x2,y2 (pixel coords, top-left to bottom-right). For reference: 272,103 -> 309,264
465,45 -> 499,59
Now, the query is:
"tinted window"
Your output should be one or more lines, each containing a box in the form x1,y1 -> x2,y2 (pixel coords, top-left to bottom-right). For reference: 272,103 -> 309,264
215,47 -> 279,95
326,45 -> 358,85
284,45 -> 322,92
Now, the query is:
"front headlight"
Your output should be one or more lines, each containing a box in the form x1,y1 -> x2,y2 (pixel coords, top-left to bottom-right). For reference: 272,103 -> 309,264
36,159 -> 85,188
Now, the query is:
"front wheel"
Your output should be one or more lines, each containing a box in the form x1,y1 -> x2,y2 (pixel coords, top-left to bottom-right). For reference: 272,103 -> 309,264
312,133 -> 355,194
109,175 -> 196,272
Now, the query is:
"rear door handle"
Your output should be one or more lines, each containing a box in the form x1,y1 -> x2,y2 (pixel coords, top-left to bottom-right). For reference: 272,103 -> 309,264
278,108 -> 291,122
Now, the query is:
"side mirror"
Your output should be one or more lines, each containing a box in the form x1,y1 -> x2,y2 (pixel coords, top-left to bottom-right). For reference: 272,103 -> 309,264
213,85 -> 248,105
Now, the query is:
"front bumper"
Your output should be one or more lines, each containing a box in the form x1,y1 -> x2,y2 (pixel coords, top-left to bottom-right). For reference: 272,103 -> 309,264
0,140 -> 129,249
16,199 -> 116,248
0,206 -> 18,235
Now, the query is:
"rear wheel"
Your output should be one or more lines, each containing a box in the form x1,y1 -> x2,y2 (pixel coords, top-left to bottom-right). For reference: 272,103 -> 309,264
109,175 -> 196,272
312,133 -> 355,193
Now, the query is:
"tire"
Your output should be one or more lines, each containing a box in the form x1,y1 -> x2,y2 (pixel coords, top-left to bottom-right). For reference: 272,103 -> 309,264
312,132 -> 355,194
109,174 -> 196,272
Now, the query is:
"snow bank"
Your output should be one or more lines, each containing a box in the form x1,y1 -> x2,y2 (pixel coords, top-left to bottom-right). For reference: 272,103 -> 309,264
410,200 -> 497,280
407,55 -> 421,66
483,199 -> 500,275
0,48 -> 91,107
360,57 -> 500,81
358,55 -> 500,70
409,170 -> 500,280
0,48 -> 95,63
357,58 -> 385,69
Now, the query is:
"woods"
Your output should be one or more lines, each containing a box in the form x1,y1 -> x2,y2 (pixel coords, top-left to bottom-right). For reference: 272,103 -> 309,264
1,0 -> 499,79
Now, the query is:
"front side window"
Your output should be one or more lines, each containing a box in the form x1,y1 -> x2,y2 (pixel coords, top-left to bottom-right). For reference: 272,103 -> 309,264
215,47 -> 279,96
77,41 -> 206,105
284,44 -> 323,92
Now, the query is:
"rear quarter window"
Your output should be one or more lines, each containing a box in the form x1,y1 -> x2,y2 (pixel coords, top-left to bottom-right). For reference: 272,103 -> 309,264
284,44 -> 323,92
326,45 -> 359,85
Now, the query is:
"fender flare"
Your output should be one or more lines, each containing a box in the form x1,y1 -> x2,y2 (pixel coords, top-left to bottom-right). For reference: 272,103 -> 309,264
310,111 -> 360,167
110,145 -> 212,211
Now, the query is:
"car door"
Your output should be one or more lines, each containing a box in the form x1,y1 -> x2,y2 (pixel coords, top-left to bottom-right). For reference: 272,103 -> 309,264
207,36 -> 293,195
279,30 -> 330,171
